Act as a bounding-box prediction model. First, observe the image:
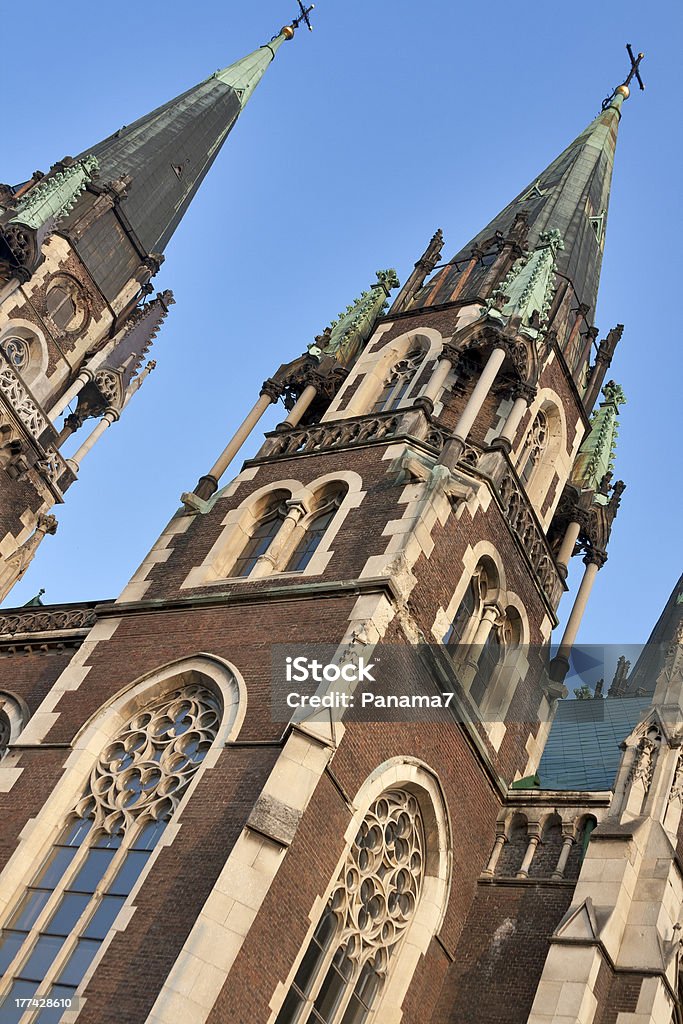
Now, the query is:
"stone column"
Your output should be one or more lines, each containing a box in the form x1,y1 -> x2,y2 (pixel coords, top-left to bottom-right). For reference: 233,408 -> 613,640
517,825 -> 542,878
550,553 -> 604,681
66,408 -> 119,472
482,828 -> 507,877
283,383 -> 317,428
193,380 -> 282,500
421,344 -> 457,404
460,604 -> 499,688
438,345 -> 506,468
564,302 -> 589,365
0,514 -> 58,603
48,370 -> 94,421
550,829 -> 575,880
250,500 -> 307,578
447,247 -> 483,302
493,383 -> 536,452
56,412 -> 83,448
556,520 -> 582,576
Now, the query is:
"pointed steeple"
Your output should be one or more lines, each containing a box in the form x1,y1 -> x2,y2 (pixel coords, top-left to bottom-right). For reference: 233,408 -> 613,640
74,29 -> 293,258
413,89 -> 628,318
39,24 -> 300,305
624,573 -> 683,696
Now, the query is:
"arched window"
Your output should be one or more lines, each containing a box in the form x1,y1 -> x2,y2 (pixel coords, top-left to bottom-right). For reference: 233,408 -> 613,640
0,684 -> 220,1020
46,285 -> 78,331
275,789 -> 425,1024
372,342 -> 427,413
471,606 -> 522,708
442,560 -> 494,653
0,692 -> 27,760
0,328 -> 47,392
443,580 -> 477,648
285,489 -> 345,573
518,409 -> 549,486
232,494 -> 289,577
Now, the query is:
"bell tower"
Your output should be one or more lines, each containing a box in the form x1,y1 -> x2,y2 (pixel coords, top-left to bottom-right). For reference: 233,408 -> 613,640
0,22 -> 300,602
0,51 -> 649,1024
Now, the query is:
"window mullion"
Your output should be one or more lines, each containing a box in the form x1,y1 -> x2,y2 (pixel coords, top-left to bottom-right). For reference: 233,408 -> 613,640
295,932 -> 342,1024
13,839 -> 130,1021
0,837 -> 93,1002
329,957 -> 362,1024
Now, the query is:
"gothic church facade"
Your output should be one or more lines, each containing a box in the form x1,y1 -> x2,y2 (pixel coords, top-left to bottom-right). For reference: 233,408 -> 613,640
0,21 -> 681,1024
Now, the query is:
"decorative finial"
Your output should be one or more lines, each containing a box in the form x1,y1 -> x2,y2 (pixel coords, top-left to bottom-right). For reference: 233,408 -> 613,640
602,44 -> 645,109
283,2 -> 314,37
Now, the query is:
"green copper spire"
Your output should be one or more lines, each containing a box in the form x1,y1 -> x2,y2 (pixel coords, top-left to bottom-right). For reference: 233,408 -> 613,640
59,24 -> 298,300
571,380 -> 626,495
213,30 -> 290,106
413,89 -> 627,318
308,270 -> 401,368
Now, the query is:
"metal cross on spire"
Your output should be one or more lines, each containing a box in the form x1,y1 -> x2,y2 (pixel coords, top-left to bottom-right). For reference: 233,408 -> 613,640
602,44 -> 645,109
623,43 -> 645,90
292,1 -> 315,31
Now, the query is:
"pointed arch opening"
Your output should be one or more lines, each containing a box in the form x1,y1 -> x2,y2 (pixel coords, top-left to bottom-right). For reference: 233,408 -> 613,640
0,656 -> 243,1022
284,484 -> 348,574
515,399 -> 565,515
370,338 -> 429,413
271,760 -> 450,1024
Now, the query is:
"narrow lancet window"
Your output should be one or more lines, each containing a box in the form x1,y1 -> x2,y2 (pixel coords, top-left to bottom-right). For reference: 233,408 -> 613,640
232,496 -> 288,577
372,343 -> 426,413
285,490 -> 345,573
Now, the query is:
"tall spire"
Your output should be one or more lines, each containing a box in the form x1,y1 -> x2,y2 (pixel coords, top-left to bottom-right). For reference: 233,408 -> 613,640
624,572 -> 683,696
412,88 -> 629,318
41,23 -> 302,303
73,28 -> 294,258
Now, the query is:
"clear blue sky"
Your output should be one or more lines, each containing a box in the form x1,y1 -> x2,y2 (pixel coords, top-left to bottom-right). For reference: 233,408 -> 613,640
3,0 -> 681,645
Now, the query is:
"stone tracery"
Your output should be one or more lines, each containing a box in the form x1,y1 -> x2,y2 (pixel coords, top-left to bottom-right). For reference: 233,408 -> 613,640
275,789 -> 424,1023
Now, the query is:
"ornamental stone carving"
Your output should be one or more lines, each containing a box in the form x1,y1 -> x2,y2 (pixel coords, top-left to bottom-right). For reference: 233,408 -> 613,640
327,790 -> 424,968
266,413 -> 401,458
75,684 -> 220,832
628,734 -> 659,793
0,361 -> 47,439
0,606 -> 97,637
498,471 -> 562,604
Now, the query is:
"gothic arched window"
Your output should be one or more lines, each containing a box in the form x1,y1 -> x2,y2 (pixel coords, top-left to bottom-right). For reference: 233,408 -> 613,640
274,790 -> 425,1024
518,409 -> 549,486
470,606 -> 522,708
285,489 -> 345,573
443,580 -> 477,648
0,693 -> 27,760
442,561 -> 494,655
232,495 -> 289,577
372,343 -> 427,413
0,684 -> 220,1020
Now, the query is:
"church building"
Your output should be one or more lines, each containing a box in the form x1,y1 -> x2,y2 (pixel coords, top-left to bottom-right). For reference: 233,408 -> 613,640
0,16 -> 681,1024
